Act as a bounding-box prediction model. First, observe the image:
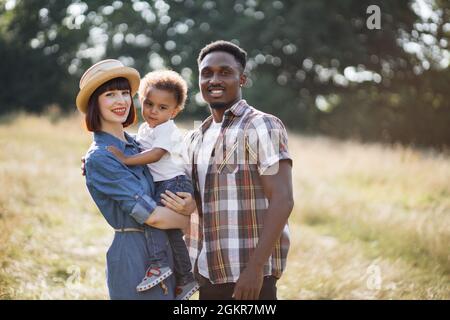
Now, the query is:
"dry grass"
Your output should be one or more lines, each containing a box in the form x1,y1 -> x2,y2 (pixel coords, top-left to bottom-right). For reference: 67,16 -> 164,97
0,113 -> 110,299
0,113 -> 448,299
279,136 -> 450,299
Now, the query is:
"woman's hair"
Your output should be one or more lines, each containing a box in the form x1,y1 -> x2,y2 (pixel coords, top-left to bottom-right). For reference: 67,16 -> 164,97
138,70 -> 188,110
85,77 -> 136,132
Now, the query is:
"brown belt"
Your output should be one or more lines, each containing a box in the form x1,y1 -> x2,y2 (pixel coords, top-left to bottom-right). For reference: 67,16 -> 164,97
114,228 -> 144,233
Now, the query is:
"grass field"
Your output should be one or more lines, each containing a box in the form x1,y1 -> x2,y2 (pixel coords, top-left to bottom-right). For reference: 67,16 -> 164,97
0,113 -> 449,299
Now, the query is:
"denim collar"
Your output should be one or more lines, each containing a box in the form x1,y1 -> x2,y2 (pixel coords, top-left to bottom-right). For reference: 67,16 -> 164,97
94,130 -> 136,151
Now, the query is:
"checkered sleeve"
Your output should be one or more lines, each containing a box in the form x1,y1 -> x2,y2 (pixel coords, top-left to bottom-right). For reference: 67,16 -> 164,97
247,115 -> 292,175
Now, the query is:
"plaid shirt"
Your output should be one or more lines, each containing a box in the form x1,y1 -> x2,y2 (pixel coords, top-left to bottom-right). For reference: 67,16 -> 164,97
185,100 -> 292,284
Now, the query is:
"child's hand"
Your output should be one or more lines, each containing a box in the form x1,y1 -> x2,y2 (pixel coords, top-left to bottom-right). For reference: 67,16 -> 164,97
107,145 -> 126,162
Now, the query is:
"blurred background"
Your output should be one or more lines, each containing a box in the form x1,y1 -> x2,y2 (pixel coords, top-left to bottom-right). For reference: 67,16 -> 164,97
0,0 -> 449,299
1,0 -> 449,146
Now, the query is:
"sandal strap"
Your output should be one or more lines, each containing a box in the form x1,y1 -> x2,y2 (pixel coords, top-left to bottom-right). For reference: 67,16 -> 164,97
147,267 -> 161,276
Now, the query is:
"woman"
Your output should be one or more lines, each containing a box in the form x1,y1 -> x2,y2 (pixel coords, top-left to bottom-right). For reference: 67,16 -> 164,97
76,59 -> 195,299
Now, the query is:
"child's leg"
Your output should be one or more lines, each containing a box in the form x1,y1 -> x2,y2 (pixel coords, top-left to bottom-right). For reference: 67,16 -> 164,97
144,226 -> 171,268
157,175 -> 195,285
137,180 -> 176,292
136,226 -> 173,292
144,180 -> 174,268
166,228 -> 194,285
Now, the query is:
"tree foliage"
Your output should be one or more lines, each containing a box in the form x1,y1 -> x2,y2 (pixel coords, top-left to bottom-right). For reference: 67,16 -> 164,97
0,0 -> 448,147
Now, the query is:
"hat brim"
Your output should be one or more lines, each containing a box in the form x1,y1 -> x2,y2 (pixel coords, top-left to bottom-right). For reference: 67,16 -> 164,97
76,66 -> 141,114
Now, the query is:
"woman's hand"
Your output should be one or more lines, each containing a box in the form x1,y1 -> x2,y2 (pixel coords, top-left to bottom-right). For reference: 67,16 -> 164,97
81,157 -> 86,176
160,191 -> 196,216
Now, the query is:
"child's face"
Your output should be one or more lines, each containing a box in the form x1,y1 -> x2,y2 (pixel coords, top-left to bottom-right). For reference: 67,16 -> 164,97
140,87 -> 179,128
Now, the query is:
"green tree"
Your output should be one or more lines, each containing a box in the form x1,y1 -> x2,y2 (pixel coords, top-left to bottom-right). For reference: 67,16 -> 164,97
0,0 -> 448,146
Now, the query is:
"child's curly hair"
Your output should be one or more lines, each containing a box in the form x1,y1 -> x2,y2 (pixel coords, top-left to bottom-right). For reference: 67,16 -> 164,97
138,70 -> 188,110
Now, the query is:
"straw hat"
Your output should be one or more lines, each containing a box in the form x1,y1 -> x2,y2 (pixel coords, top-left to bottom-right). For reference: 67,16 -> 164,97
76,59 -> 140,114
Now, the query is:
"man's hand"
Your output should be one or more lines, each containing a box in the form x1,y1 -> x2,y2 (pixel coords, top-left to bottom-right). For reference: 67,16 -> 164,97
107,145 -> 126,162
81,157 -> 86,176
233,263 -> 264,300
160,191 -> 196,216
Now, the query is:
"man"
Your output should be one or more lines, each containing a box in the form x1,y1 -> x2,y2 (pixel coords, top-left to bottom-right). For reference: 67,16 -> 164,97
185,40 -> 294,300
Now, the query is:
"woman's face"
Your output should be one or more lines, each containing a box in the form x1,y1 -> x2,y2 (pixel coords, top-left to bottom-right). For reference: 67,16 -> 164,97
98,89 -> 132,126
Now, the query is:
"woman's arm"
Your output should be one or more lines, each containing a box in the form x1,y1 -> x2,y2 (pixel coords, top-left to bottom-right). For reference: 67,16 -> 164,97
87,149 -> 194,229
85,152 -> 158,225
145,206 -> 190,229
145,191 -> 196,229
107,145 -> 166,165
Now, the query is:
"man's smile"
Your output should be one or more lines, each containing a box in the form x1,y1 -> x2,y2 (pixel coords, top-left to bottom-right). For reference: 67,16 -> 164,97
208,86 -> 225,98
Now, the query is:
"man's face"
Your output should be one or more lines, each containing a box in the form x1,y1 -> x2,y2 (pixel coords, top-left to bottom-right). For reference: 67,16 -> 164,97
199,51 -> 245,110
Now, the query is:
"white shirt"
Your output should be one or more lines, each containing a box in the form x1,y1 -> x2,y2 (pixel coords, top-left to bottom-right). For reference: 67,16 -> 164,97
136,120 -> 186,182
195,119 -> 223,279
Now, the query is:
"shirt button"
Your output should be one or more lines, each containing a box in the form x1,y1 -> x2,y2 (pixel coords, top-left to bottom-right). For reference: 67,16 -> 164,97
135,195 -> 139,200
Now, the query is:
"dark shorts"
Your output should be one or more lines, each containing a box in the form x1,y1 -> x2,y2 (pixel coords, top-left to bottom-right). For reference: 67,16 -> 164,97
198,274 -> 278,300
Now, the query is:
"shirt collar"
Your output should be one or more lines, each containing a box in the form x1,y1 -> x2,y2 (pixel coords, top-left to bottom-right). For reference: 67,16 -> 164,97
94,130 -> 136,151
200,99 -> 248,134
139,119 -> 174,133
225,99 -> 248,117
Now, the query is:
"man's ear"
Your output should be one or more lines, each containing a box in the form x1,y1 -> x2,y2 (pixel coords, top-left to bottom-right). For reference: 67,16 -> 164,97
239,73 -> 247,87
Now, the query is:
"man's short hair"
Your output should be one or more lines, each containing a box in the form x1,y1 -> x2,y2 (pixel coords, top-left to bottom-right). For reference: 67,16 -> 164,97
197,40 -> 247,71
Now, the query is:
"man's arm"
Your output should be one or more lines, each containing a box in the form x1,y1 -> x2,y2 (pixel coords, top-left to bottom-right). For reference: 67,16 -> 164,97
107,145 -> 167,166
233,159 -> 294,300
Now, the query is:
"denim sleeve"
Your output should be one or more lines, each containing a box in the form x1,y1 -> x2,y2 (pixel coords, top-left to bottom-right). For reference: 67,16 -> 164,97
85,151 -> 157,224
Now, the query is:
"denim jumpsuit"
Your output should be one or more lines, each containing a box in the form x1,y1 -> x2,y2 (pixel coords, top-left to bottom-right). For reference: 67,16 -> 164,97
84,131 -> 175,300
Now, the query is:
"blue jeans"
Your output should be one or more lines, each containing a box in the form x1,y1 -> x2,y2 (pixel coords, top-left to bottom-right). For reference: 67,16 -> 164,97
147,175 -> 195,285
